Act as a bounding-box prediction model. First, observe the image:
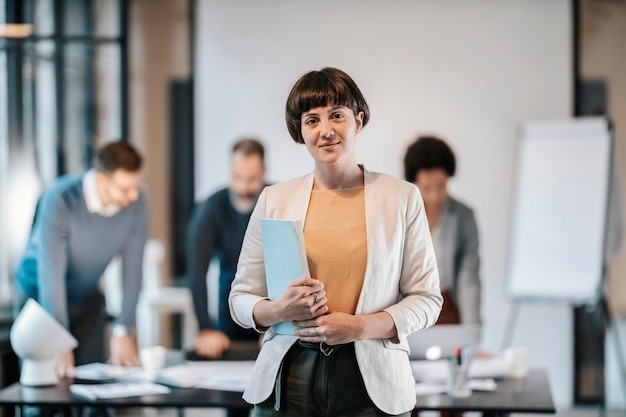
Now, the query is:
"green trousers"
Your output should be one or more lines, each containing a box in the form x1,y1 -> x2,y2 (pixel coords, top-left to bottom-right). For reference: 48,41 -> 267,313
255,341 -> 411,417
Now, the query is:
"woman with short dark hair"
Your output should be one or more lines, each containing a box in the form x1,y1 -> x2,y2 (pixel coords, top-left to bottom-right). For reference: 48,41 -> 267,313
229,68 -> 442,417
404,135 -> 482,327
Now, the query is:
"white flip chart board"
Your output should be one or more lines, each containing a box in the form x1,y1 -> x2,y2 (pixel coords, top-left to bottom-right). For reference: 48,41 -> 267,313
507,117 -> 612,303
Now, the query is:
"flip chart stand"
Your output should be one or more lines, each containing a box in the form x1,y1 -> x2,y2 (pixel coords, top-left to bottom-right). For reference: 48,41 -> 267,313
501,118 -> 625,415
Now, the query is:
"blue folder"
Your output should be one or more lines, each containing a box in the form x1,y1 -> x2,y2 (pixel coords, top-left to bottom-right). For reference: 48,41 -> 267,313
260,218 -> 309,335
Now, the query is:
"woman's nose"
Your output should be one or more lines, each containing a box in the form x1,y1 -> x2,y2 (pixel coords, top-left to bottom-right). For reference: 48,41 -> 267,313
320,120 -> 335,138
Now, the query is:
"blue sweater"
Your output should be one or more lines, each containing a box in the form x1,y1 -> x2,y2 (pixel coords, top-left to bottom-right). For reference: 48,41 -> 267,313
13,174 -> 149,329
186,188 -> 259,339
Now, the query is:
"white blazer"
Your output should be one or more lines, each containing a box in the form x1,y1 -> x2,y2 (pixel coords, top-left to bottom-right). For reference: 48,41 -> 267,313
229,168 -> 442,415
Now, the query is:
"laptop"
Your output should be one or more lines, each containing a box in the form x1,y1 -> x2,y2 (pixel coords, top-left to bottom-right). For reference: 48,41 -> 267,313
407,324 -> 481,360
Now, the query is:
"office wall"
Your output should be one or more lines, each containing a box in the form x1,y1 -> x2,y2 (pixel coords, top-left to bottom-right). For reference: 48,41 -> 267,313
579,0 -> 626,408
129,0 -> 191,286
580,0 -> 626,316
195,0 -> 573,407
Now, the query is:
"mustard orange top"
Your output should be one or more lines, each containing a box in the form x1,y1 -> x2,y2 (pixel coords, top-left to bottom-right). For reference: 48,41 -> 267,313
304,187 -> 367,314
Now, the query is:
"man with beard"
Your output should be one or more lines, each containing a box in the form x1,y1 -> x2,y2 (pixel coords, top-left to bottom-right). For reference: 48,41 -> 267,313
13,141 -> 147,377
187,138 -> 267,370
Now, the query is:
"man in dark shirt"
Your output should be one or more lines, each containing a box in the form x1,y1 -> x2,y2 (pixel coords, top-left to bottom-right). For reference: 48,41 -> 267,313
187,139 -> 267,364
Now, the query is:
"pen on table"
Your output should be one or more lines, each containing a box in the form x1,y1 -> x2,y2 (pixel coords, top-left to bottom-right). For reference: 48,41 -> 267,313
461,343 -> 471,366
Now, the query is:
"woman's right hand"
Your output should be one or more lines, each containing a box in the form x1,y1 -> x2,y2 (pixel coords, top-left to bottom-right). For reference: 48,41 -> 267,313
273,277 -> 328,322
252,277 -> 328,328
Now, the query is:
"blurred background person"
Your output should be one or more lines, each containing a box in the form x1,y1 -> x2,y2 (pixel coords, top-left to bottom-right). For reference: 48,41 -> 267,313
403,135 -> 482,326
13,141 -> 148,378
187,138 -> 267,417
187,138 -> 267,358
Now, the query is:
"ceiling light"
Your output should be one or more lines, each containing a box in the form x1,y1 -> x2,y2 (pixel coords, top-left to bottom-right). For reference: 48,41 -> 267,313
0,24 -> 33,39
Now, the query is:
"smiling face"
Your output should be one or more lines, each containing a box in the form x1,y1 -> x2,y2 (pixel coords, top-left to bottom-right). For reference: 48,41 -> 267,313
300,105 -> 364,168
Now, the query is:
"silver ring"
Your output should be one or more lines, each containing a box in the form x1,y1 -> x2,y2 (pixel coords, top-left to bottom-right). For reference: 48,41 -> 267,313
311,327 -> 317,337
313,292 -> 319,303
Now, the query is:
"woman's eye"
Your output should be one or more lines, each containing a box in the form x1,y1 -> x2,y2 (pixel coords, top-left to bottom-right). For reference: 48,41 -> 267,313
304,118 -> 318,125
331,113 -> 345,120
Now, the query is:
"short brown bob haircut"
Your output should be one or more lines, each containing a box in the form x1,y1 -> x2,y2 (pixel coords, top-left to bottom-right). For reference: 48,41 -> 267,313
94,141 -> 143,173
285,67 -> 370,144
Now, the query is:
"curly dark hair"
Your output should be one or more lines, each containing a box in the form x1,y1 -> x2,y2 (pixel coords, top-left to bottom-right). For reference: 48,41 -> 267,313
403,135 -> 456,182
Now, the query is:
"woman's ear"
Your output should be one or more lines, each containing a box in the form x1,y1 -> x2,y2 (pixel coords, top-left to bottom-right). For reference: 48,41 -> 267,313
355,111 -> 364,133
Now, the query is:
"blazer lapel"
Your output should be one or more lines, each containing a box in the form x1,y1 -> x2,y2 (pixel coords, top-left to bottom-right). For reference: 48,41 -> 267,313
279,173 -> 315,221
357,168 -> 377,314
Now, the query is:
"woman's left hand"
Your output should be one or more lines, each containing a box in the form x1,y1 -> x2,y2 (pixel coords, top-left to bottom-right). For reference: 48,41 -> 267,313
293,312 -> 363,345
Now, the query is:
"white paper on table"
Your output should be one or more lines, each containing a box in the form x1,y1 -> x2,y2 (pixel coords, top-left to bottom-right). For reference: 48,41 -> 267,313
74,363 -> 141,381
468,378 -> 497,391
415,378 -> 496,396
411,355 -> 513,382
151,364 -> 211,388
70,382 -> 170,400
146,361 -> 255,390
191,361 -> 255,392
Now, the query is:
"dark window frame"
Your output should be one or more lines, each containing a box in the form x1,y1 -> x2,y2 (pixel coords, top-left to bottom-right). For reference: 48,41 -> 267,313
3,0 -> 129,176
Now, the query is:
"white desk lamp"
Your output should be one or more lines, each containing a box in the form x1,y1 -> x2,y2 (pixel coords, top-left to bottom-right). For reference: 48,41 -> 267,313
10,299 -> 78,386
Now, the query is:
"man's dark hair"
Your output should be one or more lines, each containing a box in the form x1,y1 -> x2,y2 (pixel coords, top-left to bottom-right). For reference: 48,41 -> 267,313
232,138 -> 265,161
285,67 -> 370,144
94,141 -> 143,173
403,135 -> 456,182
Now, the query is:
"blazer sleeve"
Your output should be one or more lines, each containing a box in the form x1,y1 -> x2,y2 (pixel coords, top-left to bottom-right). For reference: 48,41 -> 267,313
456,209 -> 482,324
383,185 -> 443,339
228,188 -> 269,332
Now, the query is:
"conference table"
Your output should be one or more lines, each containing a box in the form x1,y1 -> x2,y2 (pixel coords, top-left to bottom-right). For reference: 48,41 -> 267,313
413,370 -> 555,416
0,368 -> 554,417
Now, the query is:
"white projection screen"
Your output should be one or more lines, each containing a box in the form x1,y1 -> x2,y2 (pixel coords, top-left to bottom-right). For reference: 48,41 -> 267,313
507,118 -> 612,302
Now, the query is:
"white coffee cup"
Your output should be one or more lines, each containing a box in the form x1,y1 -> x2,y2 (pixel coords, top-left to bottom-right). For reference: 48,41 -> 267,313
140,346 -> 167,378
504,346 -> 528,378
